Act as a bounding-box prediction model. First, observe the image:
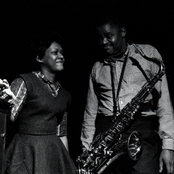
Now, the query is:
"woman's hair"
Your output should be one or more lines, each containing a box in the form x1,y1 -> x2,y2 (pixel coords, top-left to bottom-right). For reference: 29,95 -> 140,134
31,30 -> 63,60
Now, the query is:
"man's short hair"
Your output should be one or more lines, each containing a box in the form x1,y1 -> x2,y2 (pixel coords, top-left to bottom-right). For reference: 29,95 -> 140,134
94,13 -> 126,30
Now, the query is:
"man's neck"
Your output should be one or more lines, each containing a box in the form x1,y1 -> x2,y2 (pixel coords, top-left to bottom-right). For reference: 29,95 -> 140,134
107,44 -> 128,60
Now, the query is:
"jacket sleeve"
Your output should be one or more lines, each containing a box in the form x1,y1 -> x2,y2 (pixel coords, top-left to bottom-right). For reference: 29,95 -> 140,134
134,44 -> 174,150
157,72 -> 174,150
81,66 -> 99,150
150,46 -> 174,150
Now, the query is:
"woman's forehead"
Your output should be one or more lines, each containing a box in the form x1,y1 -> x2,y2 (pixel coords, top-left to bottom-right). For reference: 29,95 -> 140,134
49,42 -> 62,50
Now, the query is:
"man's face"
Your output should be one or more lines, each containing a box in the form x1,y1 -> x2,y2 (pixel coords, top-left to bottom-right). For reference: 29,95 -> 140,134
97,23 -> 126,56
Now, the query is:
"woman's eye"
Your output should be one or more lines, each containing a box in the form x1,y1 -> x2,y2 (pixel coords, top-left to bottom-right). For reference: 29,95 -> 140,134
52,52 -> 57,55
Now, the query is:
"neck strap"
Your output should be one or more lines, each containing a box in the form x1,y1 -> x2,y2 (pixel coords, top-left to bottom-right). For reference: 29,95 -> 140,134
110,53 -> 128,117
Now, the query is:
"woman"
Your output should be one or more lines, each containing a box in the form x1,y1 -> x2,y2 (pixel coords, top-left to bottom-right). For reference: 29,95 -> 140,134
0,32 -> 77,174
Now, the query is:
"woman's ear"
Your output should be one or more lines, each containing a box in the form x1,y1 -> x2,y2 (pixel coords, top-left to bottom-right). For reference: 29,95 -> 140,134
36,56 -> 43,63
121,27 -> 127,37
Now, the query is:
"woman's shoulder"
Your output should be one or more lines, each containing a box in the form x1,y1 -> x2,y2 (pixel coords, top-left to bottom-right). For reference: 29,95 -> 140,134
15,72 -> 40,92
18,72 -> 35,79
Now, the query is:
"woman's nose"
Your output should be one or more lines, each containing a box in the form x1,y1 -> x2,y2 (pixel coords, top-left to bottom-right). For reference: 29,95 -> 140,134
58,53 -> 64,59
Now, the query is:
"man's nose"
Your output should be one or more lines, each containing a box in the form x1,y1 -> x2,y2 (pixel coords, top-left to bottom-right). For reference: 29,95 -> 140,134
102,37 -> 108,45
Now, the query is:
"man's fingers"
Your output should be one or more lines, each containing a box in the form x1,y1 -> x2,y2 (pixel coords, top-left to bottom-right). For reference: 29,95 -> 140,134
159,157 -> 163,173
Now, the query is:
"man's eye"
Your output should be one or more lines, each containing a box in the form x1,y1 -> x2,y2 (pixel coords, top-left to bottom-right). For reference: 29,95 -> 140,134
106,34 -> 112,38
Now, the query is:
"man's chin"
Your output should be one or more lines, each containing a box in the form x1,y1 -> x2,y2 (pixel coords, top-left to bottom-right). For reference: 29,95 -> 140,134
103,48 -> 113,55
104,50 -> 113,55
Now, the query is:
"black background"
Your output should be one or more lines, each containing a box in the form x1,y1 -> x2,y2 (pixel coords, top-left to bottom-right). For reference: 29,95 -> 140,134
1,0 -> 174,164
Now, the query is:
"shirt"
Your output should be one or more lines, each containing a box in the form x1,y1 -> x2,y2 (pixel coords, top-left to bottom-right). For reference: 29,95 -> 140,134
81,44 -> 174,150
10,71 -> 67,136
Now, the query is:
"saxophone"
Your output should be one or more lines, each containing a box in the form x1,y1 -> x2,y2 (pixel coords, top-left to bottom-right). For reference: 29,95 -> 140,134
76,57 -> 165,174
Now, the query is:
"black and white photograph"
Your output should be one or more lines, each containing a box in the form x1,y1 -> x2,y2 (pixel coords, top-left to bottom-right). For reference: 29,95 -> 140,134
0,0 -> 174,174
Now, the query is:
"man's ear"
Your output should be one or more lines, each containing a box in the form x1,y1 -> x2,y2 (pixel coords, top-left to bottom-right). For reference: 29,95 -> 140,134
36,56 -> 43,63
121,27 -> 127,37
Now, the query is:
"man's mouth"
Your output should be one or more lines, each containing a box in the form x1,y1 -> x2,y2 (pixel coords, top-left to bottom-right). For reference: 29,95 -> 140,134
103,45 -> 111,50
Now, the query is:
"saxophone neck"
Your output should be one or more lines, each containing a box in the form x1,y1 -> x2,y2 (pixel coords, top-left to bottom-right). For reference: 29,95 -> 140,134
133,44 -> 165,75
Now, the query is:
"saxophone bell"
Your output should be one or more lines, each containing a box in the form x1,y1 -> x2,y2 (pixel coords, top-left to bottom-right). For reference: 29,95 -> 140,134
127,131 -> 142,161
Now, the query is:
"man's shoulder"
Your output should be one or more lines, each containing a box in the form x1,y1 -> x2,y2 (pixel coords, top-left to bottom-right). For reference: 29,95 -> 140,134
133,43 -> 157,50
92,61 -> 104,69
90,61 -> 106,78
129,43 -> 160,58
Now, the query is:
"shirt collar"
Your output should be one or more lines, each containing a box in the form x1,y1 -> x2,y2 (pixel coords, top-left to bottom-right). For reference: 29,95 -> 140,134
32,71 -> 61,89
104,44 -> 129,64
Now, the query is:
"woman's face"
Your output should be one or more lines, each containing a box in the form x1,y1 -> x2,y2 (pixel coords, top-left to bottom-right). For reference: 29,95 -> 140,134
41,42 -> 65,72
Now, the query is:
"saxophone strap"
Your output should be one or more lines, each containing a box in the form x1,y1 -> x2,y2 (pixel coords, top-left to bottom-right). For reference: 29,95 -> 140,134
109,53 -> 128,118
110,45 -> 157,120
108,44 -> 162,118
129,57 -> 149,81
130,46 -> 161,109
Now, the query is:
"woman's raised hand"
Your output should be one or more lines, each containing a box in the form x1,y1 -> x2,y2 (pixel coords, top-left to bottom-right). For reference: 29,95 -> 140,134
0,79 -> 15,104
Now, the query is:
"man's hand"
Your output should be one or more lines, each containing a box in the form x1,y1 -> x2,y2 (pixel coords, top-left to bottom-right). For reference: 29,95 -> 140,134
159,149 -> 174,174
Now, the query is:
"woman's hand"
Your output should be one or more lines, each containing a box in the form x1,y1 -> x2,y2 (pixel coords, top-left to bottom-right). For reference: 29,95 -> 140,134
0,79 -> 15,104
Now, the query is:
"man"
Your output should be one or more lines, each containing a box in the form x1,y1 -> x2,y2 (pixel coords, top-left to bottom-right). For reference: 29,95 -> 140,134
80,16 -> 174,174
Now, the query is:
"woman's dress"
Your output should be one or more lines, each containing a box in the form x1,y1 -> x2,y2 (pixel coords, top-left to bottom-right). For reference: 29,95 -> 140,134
5,72 -> 77,174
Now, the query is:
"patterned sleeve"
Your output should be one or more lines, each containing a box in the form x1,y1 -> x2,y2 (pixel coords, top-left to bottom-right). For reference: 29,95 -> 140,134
10,78 -> 27,121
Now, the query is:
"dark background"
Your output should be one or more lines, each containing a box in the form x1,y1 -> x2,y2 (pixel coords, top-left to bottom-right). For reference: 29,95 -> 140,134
1,0 -> 174,166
